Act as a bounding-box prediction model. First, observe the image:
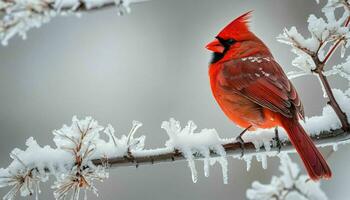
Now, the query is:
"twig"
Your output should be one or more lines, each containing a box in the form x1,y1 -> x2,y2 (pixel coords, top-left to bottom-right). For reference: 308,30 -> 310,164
315,67 -> 349,131
320,37 -> 345,65
71,1 -> 116,13
92,128 -> 349,168
311,25 -> 350,131
306,15 -> 350,132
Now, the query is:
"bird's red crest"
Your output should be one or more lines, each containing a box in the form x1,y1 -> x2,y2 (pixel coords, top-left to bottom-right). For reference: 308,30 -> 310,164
217,11 -> 253,39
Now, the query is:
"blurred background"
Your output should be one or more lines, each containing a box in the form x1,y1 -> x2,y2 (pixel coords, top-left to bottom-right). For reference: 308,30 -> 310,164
0,0 -> 349,199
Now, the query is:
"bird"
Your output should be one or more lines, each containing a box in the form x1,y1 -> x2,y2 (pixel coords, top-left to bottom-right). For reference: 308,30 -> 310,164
206,11 -> 332,180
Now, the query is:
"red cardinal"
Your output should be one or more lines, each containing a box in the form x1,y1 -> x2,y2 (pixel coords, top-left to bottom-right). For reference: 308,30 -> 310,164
206,11 -> 331,180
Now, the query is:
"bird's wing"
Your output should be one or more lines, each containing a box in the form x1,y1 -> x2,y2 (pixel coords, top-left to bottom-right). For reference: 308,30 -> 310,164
218,57 -> 304,119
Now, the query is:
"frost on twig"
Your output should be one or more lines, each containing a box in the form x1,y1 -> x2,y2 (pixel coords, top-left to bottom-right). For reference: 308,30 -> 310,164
246,154 -> 328,200
0,0 -> 148,46
277,0 -> 350,131
0,90 -> 349,199
162,118 -> 228,184
0,150 -> 48,200
0,116 -> 146,200
0,105 -> 350,199
324,54 -> 350,82
51,116 -> 109,200
277,1 -> 350,76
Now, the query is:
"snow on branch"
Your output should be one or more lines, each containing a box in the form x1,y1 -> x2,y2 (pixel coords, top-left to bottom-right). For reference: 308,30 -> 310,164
0,0 -> 148,46
0,89 -> 349,200
246,154 -> 328,200
277,0 -> 350,131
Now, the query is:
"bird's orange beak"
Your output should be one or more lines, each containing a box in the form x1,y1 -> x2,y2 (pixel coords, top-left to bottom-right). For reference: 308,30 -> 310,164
206,39 -> 224,53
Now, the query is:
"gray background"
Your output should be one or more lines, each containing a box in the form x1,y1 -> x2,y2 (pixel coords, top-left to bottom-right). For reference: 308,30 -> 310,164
0,0 -> 349,199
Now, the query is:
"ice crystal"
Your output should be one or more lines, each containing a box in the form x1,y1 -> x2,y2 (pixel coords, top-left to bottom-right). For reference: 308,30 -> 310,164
162,118 -> 228,184
52,164 -> 108,200
246,154 -> 328,200
0,0 -> 147,45
0,153 -> 48,200
277,1 -> 350,75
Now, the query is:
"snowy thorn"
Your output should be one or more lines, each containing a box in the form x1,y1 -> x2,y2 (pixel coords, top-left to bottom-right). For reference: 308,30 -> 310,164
0,167 -> 44,200
76,117 -> 93,135
52,164 -> 108,200
105,125 -> 118,147
9,152 -> 27,169
126,120 -> 143,147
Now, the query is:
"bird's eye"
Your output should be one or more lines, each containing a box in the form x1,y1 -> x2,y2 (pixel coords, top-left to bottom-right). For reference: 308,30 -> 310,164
215,36 -> 235,47
225,39 -> 235,45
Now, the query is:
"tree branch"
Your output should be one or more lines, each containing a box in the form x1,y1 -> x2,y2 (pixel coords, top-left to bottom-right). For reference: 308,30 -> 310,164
306,14 -> 350,132
92,128 -> 349,168
315,68 -> 350,131
311,35 -> 350,131
71,1 -> 116,12
0,0 -> 143,45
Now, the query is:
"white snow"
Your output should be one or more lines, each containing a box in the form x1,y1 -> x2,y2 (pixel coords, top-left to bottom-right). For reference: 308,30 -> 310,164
244,89 -> 348,146
240,56 -> 272,63
0,53 -> 350,199
277,3 -> 350,77
0,0 -> 147,45
0,89 -> 348,199
243,155 -> 253,171
0,116 -> 147,200
256,154 -> 268,170
287,70 -> 311,79
325,55 -> 350,83
246,154 -> 328,200
162,118 -> 228,184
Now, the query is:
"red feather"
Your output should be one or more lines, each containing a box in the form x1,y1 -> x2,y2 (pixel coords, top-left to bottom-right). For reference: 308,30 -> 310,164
207,12 -> 331,180
217,11 -> 253,40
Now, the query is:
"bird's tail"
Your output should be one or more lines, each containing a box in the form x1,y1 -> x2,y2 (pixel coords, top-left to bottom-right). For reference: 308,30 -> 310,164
281,118 -> 332,180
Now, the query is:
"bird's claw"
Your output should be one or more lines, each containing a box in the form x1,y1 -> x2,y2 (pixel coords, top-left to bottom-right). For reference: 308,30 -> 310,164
235,135 -> 245,158
235,125 -> 252,158
273,127 -> 282,153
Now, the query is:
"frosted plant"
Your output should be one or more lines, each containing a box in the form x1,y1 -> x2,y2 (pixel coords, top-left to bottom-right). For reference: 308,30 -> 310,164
52,164 -> 108,200
0,0 -> 149,46
0,111 -> 350,199
277,2 -> 350,76
50,116 -> 145,199
246,154 -> 328,200
0,116 -> 147,200
162,118 -> 228,184
278,0 -> 350,131
324,54 -> 350,83
0,153 -> 48,200
51,116 -> 108,200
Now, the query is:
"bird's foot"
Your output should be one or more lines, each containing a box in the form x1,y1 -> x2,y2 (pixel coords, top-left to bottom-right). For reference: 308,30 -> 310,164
273,127 -> 282,153
235,125 -> 252,158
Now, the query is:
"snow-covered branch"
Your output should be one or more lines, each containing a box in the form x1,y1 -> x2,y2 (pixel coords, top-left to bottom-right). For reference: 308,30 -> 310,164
277,0 -> 350,131
246,154 -> 328,200
0,0 -> 147,46
0,88 -> 349,200
2,0 -> 350,199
